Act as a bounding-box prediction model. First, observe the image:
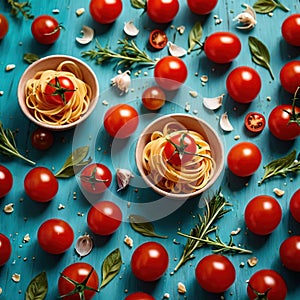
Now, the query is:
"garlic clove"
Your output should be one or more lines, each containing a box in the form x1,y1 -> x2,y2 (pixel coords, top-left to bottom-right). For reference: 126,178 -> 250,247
203,94 -> 224,110
75,234 -> 93,257
124,21 -> 139,37
220,112 -> 234,131
167,41 -> 187,57
233,4 -> 257,30
117,168 -> 134,192
111,70 -> 131,95
76,25 -> 94,44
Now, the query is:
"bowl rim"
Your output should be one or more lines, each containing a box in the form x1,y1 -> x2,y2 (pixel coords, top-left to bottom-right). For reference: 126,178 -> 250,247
17,54 -> 99,131
135,113 -> 225,199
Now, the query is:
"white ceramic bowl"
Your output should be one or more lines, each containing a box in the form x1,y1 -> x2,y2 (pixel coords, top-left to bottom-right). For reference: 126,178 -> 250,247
18,55 -> 99,131
135,113 -> 224,199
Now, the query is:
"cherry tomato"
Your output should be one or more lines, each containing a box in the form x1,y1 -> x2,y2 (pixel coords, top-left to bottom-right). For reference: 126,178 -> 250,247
280,235 -> 300,272
37,218 -> 74,254
146,0 -> 179,23
31,128 -> 54,150
244,195 -> 282,236
104,104 -> 139,139
58,262 -> 99,300
195,254 -> 236,293
44,76 -> 75,106
247,269 -> 287,300
187,0 -> 218,15
227,142 -> 262,177
24,167 -> 58,202
142,86 -> 166,110
0,14 -> 9,40
125,292 -> 155,300
131,241 -> 169,282
244,112 -> 266,133
80,163 -> 112,194
281,14 -> 300,46
154,56 -> 188,91
279,60 -> 300,94
89,0 -> 122,24
0,233 -> 12,266
204,32 -> 241,64
87,201 -> 122,235
226,66 -> 262,103
290,189 -> 300,223
0,165 -> 13,198
31,15 -> 61,44
163,132 -> 197,166
149,29 -> 168,50
268,104 -> 300,141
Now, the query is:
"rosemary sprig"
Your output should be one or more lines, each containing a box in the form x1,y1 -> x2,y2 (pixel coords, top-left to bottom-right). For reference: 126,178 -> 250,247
7,0 -> 34,19
82,39 -> 156,69
0,122 -> 35,165
174,191 -> 231,272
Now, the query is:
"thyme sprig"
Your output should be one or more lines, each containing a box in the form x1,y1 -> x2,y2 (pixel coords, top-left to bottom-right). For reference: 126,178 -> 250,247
174,191 -> 231,272
7,0 -> 33,19
82,39 -> 156,69
0,122 -> 35,165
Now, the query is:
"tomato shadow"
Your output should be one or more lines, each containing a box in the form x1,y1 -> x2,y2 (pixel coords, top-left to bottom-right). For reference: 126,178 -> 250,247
266,131 -> 296,156
279,39 -> 300,61
225,169 -> 253,192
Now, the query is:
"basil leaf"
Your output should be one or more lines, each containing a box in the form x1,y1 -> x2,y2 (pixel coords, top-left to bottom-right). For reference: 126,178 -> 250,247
130,0 -> 146,9
188,21 -> 203,54
100,248 -> 122,289
248,36 -> 274,80
25,271 -> 48,300
129,214 -> 168,239
55,146 -> 91,178
253,0 -> 289,13
23,53 -> 40,64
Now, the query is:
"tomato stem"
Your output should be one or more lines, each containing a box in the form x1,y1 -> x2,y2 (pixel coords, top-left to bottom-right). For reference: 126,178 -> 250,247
80,166 -> 109,191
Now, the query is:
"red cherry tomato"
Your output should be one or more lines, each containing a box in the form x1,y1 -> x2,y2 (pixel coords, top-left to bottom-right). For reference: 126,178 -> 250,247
104,104 -> 139,139
89,0 -> 122,24
80,163 -> 112,194
149,29 -> 168,50
44,76 -> 75,106
226,66 -> 262,103
58,262 -> 99,300
142,86 -> 166,110
24,167 -> 58,202
37,218 -> 74,254
187,0 -> 218,15
31,15 -> 61,44
281,14 -> 300,46
195,254 -> 236,293
227,142 -> 262,177
204,32 -> 241,63
87,201 -> 122,236
279,60 -> 300,94
280,235 -> 300,272
290,189 -> 300,223
131,241 -> 169,282
0,233 -> 12,266
125,292 -> 155,300
268,104 -> 300,141
154,56 -> 188,91
0,14 -> 9,40
146,0 -> 179,23
247,269 -> 287,300
244,112 -> 266,133
0,165 -> 13,198
31,128 -> 54,150
244,195 -> 282,236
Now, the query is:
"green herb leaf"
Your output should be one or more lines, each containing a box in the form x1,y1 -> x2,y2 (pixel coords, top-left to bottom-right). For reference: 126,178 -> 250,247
253,0 -> 289,13
100,248 -> 122,289
25,271 -> 48,300
130,0 -> 146,9
23,53 -> 40,64
259,150 -> 300,184
248,36 -> 274,80
7,0 -> 34,19
188,21 -> 203,54
129,214 -> 168,239
55,146 -> 91,178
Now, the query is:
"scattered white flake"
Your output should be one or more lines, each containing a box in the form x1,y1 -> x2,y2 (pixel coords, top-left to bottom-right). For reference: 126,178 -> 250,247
178,282 -> 186,294
102,100 -> 109,106
268,12 -> 273,17
143,71 -> 148,76
189,90 -> 198,98
5,64 -> 15,71
0,287 -> 2,294
58,203 -> 65,210
0,91 -> 4,96
12,273 -> 21,282
193,109 -> 198,114
213,15 -> 219,19
266,96 -> 271,101
240,262 -> 245,268
234,135 -> 240,140
23,233 -> 30,243
220,112 -> 234,132
177,25 -> 185,35
76,8 -> 85,16
247,257 -> 258,267
52,9 -> 60,14
3,203 -> 14,214
77,212 -> 84,217
124,235 -> 133,248
273,188 -> 285,197
200,75 -> 208,82
76,25 -> 94,44
123,21 -> 139,37
163,292 -> 170,299
231,227 -> 241,236
185,102 -> 190,112
215,18 -> 223,24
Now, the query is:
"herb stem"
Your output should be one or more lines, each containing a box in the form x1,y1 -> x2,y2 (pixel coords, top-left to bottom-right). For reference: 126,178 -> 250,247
274,0 -> 289,12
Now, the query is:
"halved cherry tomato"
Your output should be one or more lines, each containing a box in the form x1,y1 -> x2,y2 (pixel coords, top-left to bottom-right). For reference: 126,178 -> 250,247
0,14 -> 9,40
244,112 -> 266,133
149,29 -> 168,50
0,165 -> 13,198
31,128 -> 54,150
142,86 -> 166,110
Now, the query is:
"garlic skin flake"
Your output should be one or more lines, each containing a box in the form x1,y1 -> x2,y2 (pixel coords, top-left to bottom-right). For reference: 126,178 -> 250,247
111,70 -> 131,95
75,234 -> 93,257
220,112 -> 234,132
233,4 -> 257,30
117,168 -> 134,192
124,21 -> 139,37
168,41 -> 187,57
203,94 -> 224,110
76,25 -> 94,44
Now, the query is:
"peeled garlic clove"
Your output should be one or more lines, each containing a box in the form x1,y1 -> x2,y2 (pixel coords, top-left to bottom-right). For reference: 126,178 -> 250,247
233,4 -> 257,30
220,112 -> 234,132
75,234 -> 93,257
76,25 -> 94,44
168,41 -> 187,57
117,168 -> 134,192
203,94 -> 224,110
111,70 -> 131,95
124,21 -> 139,37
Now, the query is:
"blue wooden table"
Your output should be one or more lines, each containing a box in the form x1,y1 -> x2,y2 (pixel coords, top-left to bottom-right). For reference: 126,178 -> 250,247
0,0 -> 300,299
